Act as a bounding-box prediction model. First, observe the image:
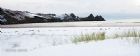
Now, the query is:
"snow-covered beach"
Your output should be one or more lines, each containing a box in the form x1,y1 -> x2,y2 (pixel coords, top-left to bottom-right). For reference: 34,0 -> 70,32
0,26 -> 140,56
1,0 -> 140,56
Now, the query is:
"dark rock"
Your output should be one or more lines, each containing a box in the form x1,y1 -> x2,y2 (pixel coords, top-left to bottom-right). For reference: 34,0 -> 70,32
0,7 -> 106,25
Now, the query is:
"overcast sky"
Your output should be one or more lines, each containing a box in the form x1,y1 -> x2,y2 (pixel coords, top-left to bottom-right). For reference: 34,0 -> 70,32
0,0 -> 140,19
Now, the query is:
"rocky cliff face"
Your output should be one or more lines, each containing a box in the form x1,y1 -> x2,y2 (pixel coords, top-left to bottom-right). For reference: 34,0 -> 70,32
0,7 -> 47,24
0,7 -> 105,25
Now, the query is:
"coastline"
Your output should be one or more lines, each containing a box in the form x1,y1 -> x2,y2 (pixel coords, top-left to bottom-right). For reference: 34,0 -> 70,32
0,21 -> 140,28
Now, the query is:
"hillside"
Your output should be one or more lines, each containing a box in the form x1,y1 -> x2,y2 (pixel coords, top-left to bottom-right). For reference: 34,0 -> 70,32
0,7 -> 105,25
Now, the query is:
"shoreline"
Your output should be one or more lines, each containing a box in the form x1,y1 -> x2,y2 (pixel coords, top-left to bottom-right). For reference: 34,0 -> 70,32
0,21 -> 140,28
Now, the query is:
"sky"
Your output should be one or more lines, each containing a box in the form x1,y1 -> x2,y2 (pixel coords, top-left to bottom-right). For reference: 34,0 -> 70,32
0,0 -> 140,20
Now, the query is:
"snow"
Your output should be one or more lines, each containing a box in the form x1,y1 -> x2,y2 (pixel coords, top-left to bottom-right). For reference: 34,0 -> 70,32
25,13 -> 40,18
31,39 -> 140,56
0,15 -> 7,22
0,27 -> 140,56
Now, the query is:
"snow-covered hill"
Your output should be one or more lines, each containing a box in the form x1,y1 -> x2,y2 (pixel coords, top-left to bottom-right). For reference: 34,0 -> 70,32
0,7 -> 105,25
0,7 -> 50,24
